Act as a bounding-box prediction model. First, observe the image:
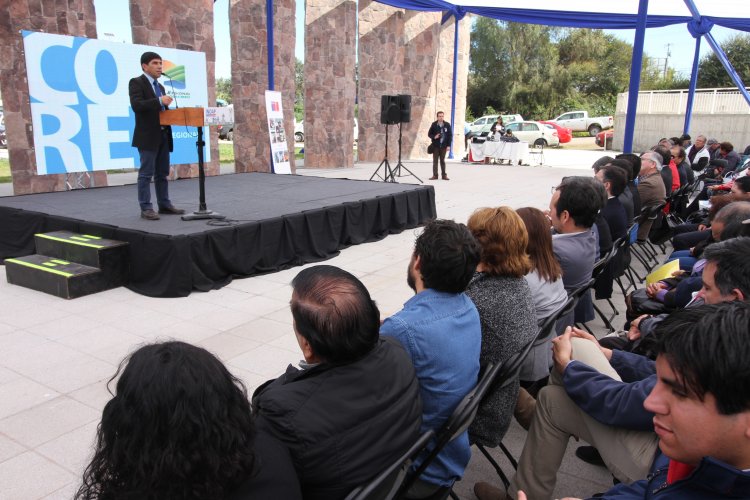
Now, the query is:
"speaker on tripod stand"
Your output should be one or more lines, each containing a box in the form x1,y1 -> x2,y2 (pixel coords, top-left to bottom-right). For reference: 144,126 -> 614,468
369,94 -> 421,183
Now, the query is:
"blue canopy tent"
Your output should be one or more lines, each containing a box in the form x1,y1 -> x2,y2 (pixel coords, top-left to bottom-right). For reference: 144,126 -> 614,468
359,0 -> 750,153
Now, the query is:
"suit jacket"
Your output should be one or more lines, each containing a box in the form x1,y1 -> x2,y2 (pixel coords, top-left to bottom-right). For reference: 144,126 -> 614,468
129,74 -> 173,152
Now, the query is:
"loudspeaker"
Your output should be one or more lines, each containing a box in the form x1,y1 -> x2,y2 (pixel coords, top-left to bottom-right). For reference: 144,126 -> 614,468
397,94 -> 411,123
380,95 -> 400,125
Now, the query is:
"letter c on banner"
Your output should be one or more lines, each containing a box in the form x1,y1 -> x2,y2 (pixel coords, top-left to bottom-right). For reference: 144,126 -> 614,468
23,32 -> 78,106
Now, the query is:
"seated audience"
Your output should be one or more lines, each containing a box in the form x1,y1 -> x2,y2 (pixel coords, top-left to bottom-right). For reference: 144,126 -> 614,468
615,153 -> 643,218
549,176 -> 605,324
76,341 -> 302,500
516,207 -> 567,387
381,219 -> 481,497
476,299 -> 750,499
671,143 -> 693,186
653,144 -> 677,196
465,207 -> 538,444
253,265 -> 422,500
594,165 -> 628,299
679,133 -> 691,148
708,137 -> 721,159
718,141 -> 741,172
636,152 -> 667,241
685,134 -> 710,171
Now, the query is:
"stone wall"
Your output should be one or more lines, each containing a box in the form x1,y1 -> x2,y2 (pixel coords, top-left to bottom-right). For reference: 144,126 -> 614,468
304,0 -> 357,168
357,4 -> 470,162
0,0 -> 107,195
229,0 -> 296,174
130,0 -> 219,178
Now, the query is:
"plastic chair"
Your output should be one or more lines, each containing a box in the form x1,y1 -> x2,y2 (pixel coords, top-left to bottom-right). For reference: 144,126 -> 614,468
345,431 -> 435,500
396,362 -> 503,500
472,295 -> 579,488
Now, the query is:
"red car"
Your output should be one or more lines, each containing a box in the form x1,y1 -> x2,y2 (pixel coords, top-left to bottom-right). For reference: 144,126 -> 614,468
539,121 -> 572,144
596,129 -> 614,148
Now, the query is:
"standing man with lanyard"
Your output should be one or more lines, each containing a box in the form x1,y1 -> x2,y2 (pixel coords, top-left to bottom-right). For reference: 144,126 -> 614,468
428,111 -> 452,181
130,51 -> 185,220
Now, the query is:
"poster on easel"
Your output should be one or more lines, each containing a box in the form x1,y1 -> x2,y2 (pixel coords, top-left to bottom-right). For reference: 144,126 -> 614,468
264,90 -> 291,174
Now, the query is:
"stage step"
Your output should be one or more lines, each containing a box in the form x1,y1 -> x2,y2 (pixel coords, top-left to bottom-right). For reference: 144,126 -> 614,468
4,231 -> 130,299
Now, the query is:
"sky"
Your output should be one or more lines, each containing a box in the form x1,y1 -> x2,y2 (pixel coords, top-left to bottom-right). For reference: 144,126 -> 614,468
94,0 -> 736,81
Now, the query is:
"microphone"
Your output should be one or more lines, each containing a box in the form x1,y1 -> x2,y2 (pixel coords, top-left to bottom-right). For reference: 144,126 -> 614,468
165,77 -> 179,109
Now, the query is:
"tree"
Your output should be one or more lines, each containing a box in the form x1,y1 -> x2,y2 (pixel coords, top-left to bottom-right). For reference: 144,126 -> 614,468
467,17 -> 512,118
697,34 -> 750,88
216,77 -> 232,104
295,58 -> 304,121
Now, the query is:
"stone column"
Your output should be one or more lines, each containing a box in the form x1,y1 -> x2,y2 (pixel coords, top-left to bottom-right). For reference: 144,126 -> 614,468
304,0 -> 357,169
357,4 -> 470,162
229,0 -> 296,174
130,0 -> 219,178
0,0 -> 107,195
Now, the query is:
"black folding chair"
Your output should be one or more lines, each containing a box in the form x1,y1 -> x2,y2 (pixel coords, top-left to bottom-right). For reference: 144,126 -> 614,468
570,277 -> 598,334
345,431 -> 435,500
591,244 -> 620,332
395,361 -> 503,500
472,295 -> 579,489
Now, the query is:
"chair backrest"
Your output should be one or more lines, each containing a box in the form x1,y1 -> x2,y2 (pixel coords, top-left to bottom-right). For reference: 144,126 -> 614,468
635,202 -> 666,225
568,277 -> 596,303
345,430 -> 435,500
399,362 -> 501,496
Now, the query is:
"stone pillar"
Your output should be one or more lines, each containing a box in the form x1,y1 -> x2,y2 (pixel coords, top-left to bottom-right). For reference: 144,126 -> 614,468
130,0 -> 219,178
304,0 -> 357,168
0,0 -> 107,195
229,0 -> 296,174
357,4 -> 470,162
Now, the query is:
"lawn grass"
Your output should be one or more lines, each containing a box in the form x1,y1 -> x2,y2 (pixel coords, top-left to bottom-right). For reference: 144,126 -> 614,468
0,158 -> 10,183
219,143 -> 234,163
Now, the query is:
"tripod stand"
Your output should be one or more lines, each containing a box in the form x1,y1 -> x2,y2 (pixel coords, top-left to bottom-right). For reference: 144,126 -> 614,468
390,122 -> 422,183
369,123 -> 397,182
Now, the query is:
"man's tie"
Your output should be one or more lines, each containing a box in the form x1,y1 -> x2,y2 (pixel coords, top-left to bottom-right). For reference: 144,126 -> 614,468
153,80 -> 164,110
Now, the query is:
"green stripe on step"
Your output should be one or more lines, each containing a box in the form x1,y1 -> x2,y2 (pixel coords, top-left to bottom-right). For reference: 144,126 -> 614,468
50,259 -> 70,265
82,235 -> 101,239
6,258 -> 74,277
42,262 -> 58,267
36,234 -> 104,249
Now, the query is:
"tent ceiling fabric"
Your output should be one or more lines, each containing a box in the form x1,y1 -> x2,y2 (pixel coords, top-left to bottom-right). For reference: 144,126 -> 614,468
374,0 -> 750,31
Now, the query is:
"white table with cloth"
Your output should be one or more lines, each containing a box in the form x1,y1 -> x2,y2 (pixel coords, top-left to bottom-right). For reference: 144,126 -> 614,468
469,139 -> 529,165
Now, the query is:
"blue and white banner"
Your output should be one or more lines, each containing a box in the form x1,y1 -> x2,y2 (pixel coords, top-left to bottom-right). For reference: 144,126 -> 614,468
22,31 -> 209,175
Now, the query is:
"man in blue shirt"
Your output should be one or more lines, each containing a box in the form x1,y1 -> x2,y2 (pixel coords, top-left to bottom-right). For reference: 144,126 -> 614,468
381,219 -> 482,497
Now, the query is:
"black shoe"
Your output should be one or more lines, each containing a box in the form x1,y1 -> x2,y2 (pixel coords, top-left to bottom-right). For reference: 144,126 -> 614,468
141,209 -> 160,220
158,205 -> 186,215
576,445 -> 605,466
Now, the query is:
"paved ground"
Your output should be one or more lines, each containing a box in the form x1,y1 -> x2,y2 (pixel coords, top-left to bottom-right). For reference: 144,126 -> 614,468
0,146 -> 656,499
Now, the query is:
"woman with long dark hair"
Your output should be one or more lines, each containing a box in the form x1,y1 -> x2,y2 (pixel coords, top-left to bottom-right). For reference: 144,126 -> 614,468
76,341 -> 301,500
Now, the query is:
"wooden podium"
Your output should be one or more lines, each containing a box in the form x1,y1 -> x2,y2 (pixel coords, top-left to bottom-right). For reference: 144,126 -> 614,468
160,108 -> 225,220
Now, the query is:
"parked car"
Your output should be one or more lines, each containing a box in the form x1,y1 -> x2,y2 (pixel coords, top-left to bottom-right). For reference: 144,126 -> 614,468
596,129 -> 614,148
549,110 -> 613,136
479,120 -> 559,147
0,126 -> 5,149
539,121 -> 572,144
468,114 -> 523,134
294,119 -> 359,143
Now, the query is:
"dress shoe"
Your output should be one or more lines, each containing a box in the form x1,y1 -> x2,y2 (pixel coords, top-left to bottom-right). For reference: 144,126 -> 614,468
158,205 -> 186,215
442,174 -> 450,180
429,175 -> 438,180
473,481 -> 507,500
576,445 -> 606,466
141,209 -> 160,220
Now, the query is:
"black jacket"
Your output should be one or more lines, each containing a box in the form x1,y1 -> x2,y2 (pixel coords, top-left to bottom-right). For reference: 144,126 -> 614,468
129,74 -> 173,152
428,120 -> 452,148
252,338 -> 422,500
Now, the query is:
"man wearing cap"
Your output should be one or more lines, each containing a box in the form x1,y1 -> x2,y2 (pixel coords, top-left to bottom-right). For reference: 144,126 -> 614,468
708,138 -> 721,160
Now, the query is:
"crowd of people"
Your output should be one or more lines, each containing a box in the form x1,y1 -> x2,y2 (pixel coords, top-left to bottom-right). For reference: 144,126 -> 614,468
73,133 -> 750,500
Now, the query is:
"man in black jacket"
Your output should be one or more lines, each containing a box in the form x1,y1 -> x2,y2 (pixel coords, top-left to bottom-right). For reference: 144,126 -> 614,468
129,51 -> 184,220
428,111 -> 452,180
252,265 -> 422,500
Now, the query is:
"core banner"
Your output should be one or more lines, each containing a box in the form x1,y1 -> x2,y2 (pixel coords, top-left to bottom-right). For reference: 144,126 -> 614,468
22,31 -> 209,175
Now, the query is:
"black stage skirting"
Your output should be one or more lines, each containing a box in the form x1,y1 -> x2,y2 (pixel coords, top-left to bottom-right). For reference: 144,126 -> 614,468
0,173 -> 436,297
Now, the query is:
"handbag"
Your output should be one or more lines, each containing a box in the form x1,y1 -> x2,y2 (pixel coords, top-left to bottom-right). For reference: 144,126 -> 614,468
427,144 -> 435,154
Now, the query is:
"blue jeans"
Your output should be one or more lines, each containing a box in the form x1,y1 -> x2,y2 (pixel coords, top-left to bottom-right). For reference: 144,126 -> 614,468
137,130 -> 171,211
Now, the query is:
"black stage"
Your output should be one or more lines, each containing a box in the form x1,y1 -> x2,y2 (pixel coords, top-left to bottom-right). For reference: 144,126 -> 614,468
0,173 -> 436,297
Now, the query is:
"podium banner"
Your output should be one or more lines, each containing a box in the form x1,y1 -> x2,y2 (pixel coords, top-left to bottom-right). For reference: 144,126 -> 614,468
264,91 -> 291,174
22,31 -> 209,174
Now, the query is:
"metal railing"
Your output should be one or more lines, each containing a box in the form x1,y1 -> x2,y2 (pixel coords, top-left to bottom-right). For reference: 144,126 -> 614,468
616,87 -> 750,115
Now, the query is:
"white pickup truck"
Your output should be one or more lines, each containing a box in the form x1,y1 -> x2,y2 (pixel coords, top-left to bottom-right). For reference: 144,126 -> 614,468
550,111 -> 613,137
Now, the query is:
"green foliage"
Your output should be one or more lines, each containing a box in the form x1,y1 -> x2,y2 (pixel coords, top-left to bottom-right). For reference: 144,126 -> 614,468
0,158 -> 10,183
465,106 -> 475,123
216,77 -> 232,104
295,58 -> 304,121
698,34 -> 750,88
219,143 -> 234,163
468,22 -> 702,121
